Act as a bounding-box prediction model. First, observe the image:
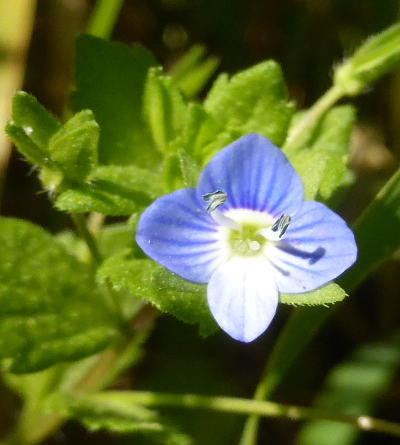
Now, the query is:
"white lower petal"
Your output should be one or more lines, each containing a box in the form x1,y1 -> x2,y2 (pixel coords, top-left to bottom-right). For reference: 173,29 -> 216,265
207,256 -> 278,343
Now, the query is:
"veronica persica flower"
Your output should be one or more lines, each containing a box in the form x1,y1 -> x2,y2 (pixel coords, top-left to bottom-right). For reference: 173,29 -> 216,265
136,134 -> 357,342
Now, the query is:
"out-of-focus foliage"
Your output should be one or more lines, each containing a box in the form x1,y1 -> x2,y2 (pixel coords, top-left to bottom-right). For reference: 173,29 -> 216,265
296,334 -> 400,445
71,35 -> 159,167
0,218 -> 118,373
47,392 -> 193,444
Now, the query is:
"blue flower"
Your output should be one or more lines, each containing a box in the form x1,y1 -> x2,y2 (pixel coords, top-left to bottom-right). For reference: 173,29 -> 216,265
136,134 -> 357,342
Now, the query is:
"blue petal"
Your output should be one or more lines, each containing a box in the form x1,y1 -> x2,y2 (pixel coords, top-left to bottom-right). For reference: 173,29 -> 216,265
207,257 -> 278,342
266,201 -> 357,293
136,188 -> 227,284
197,134 -> 304,217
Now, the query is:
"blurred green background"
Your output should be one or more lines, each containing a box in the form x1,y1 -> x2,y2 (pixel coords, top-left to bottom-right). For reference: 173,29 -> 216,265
0,1 -> 399,444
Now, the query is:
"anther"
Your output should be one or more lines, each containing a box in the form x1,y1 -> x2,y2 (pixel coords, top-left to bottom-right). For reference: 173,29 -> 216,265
271,214 -> 291,239
202,190 -> 227,213
202,190 -> 240,230
258,213 -> 291,241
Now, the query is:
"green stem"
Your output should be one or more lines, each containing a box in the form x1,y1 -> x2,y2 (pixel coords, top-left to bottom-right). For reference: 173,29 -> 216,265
284,84 -> 344,149
89,391 -> 400,438
70,213 -> 124,328
70,213 -> 102,265
239,307 -> 329,445
87,0 -> 125,39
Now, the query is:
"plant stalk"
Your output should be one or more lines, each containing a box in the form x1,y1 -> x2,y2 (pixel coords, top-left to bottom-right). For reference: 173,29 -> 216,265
87,0 -> 125,40
284,84 -> 344,147
90,391 -> 400,438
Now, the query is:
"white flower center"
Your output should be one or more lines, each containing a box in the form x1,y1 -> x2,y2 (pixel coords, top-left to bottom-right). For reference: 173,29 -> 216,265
202,191 -> 291,258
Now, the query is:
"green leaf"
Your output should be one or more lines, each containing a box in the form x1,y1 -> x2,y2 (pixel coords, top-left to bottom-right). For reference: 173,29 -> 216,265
6,91 -> 60,168
280,283 -> 346,306
48,110 -> 99,182
177,57 -> 219,98
143,67 -> 188,153
97,223 -> 135,258
4,354 -> 99,403
203,60 -> 294,158
340,164 -> 400,291
47,392 -> 193,444
171,45 -> 219,98
11,91 -> 61,152
6,122 -> 49,167
0,218 -> 119,373
71,34 -> 160,167
178,103 -> 219,159
97,253 -> 218,337
177,147 -> 202,188
163,154 -> 184,192
296,334 -> 400,445
289,106 -> 356,202
171,45 -> 208,81
55,165 -> 165,216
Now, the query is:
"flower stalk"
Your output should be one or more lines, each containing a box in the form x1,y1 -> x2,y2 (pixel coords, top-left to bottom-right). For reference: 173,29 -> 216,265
82,391 -> 400,438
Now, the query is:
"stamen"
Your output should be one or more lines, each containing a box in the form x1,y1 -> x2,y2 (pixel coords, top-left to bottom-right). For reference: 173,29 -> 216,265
202,190 -> 240,230
203,190 -> 227,213
258,213 -> 291,241
271,214 -> 291,238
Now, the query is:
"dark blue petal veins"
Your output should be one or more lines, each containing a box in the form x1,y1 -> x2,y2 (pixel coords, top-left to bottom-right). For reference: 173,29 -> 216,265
136,188 -> 225,283
197,134 -> 304,217
267,201 -> 357,293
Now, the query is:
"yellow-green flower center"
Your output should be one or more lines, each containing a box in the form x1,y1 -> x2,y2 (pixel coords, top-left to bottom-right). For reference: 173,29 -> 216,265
229,223 -> 268,257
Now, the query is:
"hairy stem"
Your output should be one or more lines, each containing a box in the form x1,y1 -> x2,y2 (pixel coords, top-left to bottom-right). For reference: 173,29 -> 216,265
88,391 -> 400,438
284,84 -> 344,147
70,213 -> 102,264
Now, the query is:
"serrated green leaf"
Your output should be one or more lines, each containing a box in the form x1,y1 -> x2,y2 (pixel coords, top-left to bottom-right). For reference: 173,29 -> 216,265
47,392 -> 192,444
280,283 -> 346,306
289,106 -> 356,202
48,110 -> 99,182
143,67 -> 188,153
203,61 -> 294,159
296,334 -> 400,445
0,218 -> 119,373
11,91 -> 61,152
97,253 -> 217,337
71,34 -> 160,167
55,165 -> 165,216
